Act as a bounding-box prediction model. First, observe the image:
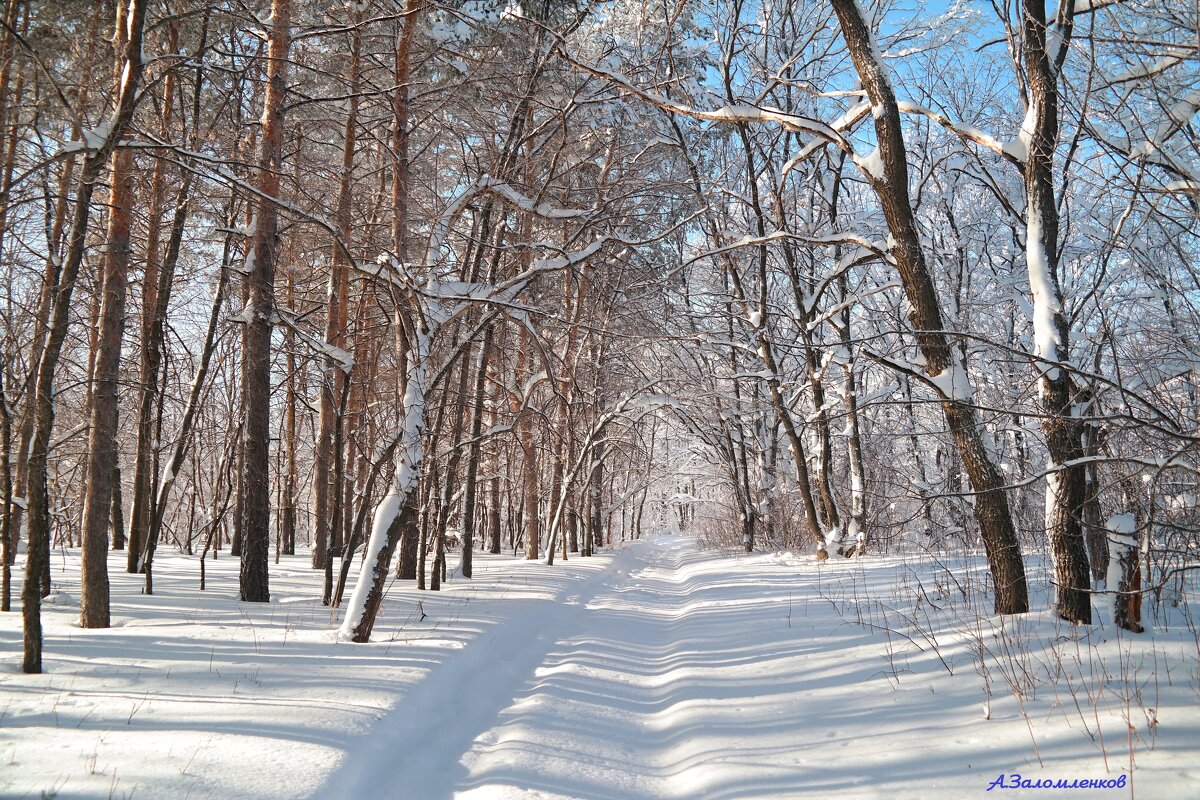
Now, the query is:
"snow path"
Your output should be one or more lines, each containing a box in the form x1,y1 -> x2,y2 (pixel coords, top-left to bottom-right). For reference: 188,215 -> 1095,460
317,535 -> 968,799
448,535 -> 818,800
315,538 -> 647,799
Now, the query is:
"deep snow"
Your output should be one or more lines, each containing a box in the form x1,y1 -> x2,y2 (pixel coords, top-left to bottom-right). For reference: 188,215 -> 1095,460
2,535 -> 1197,799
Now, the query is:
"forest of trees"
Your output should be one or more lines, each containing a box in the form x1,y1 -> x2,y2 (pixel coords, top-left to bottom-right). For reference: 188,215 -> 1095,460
1,0 -> 1196,671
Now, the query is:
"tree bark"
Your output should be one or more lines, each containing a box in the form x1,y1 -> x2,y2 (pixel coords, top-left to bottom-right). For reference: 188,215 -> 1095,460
0,0 -> 24,591
79,0 -> 149,629
458,326 -> 492,578
1,362 -> 12,612
282,274 -> 298,557
488,476 -> 502,554
390,0 -> 422,582
240,0 -> 291,603
831,0 -> 1028,614
127,18 -> 187,570
109,465 -> 124,552
144,199 -> 229,595
1021,0 -> 1091,624
23,0 -> 149,671
340,325 -> 428,642
7,3 -> 102,581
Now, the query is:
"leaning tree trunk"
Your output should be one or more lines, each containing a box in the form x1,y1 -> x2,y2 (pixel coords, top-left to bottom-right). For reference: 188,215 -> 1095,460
340,324 -> 428,642
23,0 -> 149,672
6,4 -> 102,585
143,209 -> 229,596
240,0 -> 291,603
831,0 -> 1028,614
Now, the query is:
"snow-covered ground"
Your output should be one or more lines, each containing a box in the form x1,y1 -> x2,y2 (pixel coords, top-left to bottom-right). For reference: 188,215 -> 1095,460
2,535 -> 1197,799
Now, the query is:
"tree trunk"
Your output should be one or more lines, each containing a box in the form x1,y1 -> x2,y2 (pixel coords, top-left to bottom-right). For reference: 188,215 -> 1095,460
1082,416 -> 1108,582
590,444 -> 604,553
109,465 -> 124,552
340,326 -> 428,642
831,0 -> 1028,614
126,20 -> 181,571
240,0 -> 292,603
79,0 -> 149,629
521,430 -> 539,560
458,326 -> 492,578
141,226 -> 226,593
488,476 -> 502,554
836,293 -> 869,552
23,0 -> 149,672
390,0 -> 422,582
1,363 -> 12,612
6,4 -> 101,580
313,21 -> 360,571
282,275 -> 298,557
1106,515 -> 1143,633
1021,0 -> 1091,624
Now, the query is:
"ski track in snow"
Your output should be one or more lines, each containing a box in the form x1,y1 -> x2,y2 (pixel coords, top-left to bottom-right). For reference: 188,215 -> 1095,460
315,541 -> 644,800
315,535 -> 1200,799
434,535 -> 825,800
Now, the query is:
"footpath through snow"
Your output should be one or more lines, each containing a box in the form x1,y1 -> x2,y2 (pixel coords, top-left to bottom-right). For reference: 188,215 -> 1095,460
3,535 -> 1198,799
